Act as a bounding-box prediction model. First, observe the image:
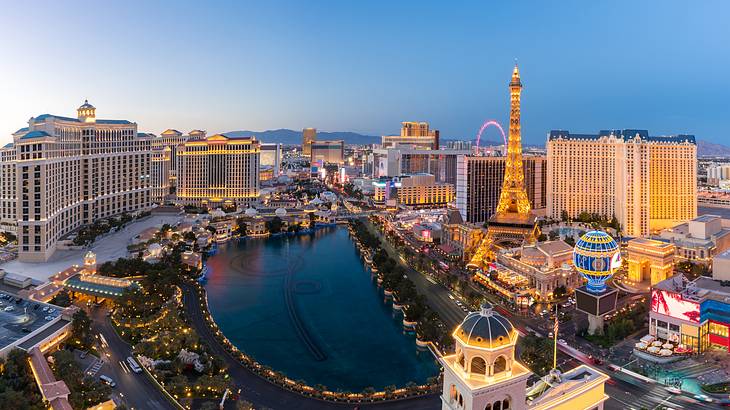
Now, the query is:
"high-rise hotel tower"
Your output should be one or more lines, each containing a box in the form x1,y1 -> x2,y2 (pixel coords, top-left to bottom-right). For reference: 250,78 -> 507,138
547,130 -> 697,237
176,134 -> 260,208
1,101 -> 153,262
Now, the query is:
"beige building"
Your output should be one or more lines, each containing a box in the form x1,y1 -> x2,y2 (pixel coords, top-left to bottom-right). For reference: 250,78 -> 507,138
456,155 -> 547,224
302,127 -> 316,156
547,130 -> 697,237
626,238 -> 676,285
176,134 -> 260,208
150,129 -> 206,202
373,174 -> 454,208
382,121 -> 439,150
150,143 -> 172,203
0,144 -> 17,234
4,101 -> 153,262
497,240 -> 580,300
657,214 -> 730,264
310,140 -> 344,164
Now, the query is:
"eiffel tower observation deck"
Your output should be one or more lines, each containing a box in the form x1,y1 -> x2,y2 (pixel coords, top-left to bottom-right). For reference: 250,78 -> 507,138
468,65 -> 539,269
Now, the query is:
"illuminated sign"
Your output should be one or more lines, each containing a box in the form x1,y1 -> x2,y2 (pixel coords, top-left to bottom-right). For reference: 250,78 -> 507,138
610,251 -> 622,269
651,289 -> 700,323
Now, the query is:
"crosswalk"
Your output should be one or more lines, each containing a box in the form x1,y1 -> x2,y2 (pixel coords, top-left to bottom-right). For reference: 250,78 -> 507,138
85,358 -> 104,376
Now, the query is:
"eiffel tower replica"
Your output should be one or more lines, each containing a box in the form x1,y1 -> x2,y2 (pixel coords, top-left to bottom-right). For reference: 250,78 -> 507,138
467,65 -> 539,269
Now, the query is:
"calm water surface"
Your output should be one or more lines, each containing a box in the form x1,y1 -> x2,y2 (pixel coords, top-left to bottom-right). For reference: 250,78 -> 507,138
204,226 -> 439,390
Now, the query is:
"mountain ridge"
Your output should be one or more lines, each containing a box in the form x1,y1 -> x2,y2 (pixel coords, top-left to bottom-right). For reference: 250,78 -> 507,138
223,128 -> 730,156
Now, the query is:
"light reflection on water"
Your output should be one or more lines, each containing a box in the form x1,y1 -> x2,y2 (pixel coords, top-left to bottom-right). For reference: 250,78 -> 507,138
205,226 -> 439,391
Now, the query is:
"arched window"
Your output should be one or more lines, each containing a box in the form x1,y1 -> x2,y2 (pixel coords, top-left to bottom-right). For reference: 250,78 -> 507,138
471,356 -> 487,375
493,400 -> 502,410
450,385 -> 457,402
493,355 -> 507,374
457,352 -> 465,368
485,404 -> 492,410
458,393 -> 463,407
502,398 -> 511,409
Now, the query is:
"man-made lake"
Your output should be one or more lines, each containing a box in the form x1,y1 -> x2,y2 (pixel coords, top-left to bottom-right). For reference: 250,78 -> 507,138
204,226 -> 439,391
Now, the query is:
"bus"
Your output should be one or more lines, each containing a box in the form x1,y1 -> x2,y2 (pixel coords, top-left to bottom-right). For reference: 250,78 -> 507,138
127,356 -> 142,374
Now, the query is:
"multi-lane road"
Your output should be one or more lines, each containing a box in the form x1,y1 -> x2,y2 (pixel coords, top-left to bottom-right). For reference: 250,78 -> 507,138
367,218 -> 727,410
89,307 -> 174,410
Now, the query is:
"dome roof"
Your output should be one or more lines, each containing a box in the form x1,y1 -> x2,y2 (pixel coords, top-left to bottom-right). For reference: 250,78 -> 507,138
574,231 -> 619,255
78,99 -> 95,109
244,207 -> 257,217
454,303 -> 516,349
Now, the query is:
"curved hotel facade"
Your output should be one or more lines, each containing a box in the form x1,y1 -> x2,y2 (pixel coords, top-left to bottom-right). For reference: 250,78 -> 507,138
2,101 -> 153,262
176,134 -> 260,208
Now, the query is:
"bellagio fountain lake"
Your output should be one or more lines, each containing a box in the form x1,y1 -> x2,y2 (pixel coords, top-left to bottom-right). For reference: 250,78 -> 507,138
204,226 -> 440,391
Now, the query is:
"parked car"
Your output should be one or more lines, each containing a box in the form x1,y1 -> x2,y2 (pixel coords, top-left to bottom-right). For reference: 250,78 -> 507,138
99,375 -> 116,388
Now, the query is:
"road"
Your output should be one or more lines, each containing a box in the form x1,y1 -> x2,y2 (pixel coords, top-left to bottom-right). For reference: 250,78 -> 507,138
367,216 -> 727,410
180,283 -> 442,410
364,219 -> 467,330
89,307 -> 175,410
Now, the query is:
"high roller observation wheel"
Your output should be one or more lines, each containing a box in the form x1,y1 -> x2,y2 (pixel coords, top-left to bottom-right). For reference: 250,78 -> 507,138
475,120 -> 507,154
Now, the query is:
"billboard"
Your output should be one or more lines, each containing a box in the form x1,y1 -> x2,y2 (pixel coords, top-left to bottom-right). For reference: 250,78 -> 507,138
651,289 -> 700,324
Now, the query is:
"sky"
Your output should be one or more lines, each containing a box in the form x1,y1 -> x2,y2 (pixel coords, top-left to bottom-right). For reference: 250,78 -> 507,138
0,1 -> 728,145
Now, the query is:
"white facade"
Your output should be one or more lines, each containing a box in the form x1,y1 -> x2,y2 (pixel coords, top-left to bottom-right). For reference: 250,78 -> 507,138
6,101 -> 153,262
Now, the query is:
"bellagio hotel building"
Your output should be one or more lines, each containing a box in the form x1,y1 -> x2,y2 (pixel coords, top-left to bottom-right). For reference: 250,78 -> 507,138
0,101 -> 153,262
547,129 -> 696,237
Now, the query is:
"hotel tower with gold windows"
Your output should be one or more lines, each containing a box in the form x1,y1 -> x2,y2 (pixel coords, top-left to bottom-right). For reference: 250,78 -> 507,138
2,101 -> 153,262
546,130 -> 696,237
176,134 -> 260,208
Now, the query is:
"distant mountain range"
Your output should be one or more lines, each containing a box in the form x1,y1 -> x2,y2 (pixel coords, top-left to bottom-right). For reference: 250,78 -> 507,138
697,140 -> 730,157
224,128 -> 730,156
224,129 -> 380,145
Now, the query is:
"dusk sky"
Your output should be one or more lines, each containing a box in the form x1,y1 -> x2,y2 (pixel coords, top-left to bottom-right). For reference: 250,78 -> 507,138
1,1 -> 728,145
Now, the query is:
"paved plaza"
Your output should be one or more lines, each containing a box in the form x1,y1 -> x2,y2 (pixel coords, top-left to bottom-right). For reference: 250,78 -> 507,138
0,214 -> 183,282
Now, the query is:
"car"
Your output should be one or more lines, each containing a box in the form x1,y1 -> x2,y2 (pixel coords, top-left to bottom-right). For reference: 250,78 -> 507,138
47,308 -> 55,313
126,356 -> 142,373
548,332 -> 554,338
4,306 -> 14,312
44,315 -> 53,321
558,339 -> 566,345
665,386 -> 682,394
694,394 -> 713,403
80,351 -> 88,359
42,307 -> 49,313
99,375 -> 116,388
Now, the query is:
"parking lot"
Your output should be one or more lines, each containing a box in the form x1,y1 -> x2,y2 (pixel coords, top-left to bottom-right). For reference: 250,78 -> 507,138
0,291 -> 61,350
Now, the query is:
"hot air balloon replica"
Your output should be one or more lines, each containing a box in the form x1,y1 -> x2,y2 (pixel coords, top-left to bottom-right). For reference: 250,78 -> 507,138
572,230 -> 621,335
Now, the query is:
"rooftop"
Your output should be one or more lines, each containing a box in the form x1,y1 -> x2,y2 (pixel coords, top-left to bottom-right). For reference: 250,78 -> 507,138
548,129 -> 695,144
0,291 -> 63,352
32,113 -> 133,125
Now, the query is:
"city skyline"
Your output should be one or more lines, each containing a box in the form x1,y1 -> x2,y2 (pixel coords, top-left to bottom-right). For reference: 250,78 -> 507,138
1,1 -> 729,145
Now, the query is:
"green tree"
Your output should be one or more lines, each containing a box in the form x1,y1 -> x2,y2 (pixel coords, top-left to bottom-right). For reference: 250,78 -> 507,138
266,216 -> 283,234
51,350 -> 111,409
69,309 -> 93,350
560,210 -> 569,222
49,290 -> 72,307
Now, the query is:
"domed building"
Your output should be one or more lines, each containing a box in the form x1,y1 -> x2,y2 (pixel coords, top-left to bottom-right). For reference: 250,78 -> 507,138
442,303 -> 530,410
441,303 -> 610,410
